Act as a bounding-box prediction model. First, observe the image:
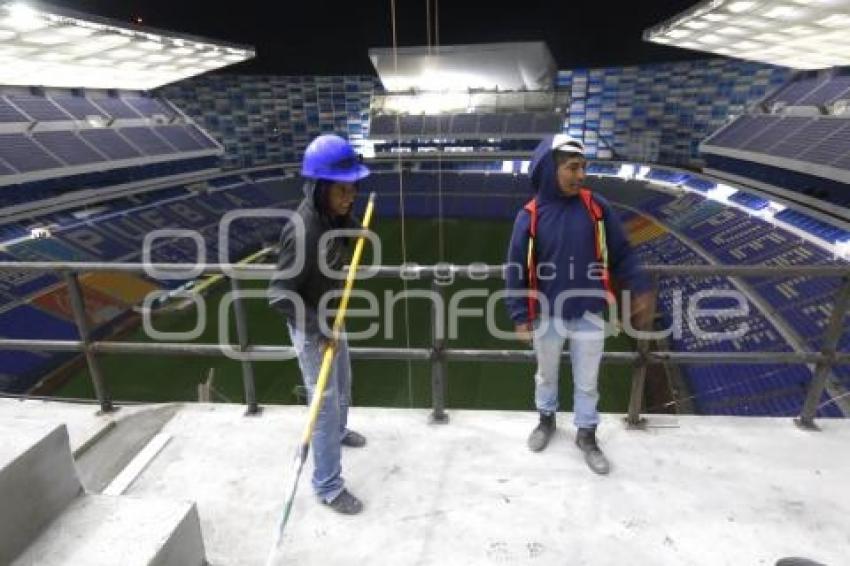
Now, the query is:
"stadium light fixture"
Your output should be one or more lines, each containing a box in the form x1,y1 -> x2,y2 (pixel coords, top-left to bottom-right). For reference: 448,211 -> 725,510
137,40 -> 163,51
0,0 -> 255,89
104,47 -> 142,60
756,32 -> 788,41
3,3 -> 45,31
35,50 -> 69,60
645,0 -> 850,68
146,53 -> 173,63
716,25 -> 747,35
785,24 -> 817,34
698,33 -> 725,43
762,5 -> 803,18
728,2 -> 759,13
117,61 -> 147,70
21,28 -> 65,43
54,24 -> 92,37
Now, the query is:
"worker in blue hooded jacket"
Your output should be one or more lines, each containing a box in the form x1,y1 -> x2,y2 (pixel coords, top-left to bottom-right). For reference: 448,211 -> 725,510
504,134 -> 653,475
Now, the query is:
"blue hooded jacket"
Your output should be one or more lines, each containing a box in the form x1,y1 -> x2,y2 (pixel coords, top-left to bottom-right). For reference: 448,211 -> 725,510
504,135 -> 650,324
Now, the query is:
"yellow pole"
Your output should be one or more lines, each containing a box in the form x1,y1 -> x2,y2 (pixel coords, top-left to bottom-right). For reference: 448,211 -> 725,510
298,194 -> 375,444
191,245 -> 275,296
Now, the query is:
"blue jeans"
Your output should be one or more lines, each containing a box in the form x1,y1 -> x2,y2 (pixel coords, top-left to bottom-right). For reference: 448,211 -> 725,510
288,323 -> 352,502
532,315 -> 605,428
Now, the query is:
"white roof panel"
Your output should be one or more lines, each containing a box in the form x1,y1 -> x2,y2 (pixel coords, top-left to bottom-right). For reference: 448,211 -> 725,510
369,42 -> 557,92
0,0 -> 255,90
644,0 -> 850,69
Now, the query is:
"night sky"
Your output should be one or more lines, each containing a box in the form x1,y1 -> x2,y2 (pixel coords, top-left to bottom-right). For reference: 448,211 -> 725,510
48,0 -> 706,75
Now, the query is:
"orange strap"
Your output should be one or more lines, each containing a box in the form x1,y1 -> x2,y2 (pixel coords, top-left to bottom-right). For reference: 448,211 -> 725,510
524,198 -> 539,321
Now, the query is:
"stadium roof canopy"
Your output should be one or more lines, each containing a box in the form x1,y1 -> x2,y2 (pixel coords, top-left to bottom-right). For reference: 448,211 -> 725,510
368,42 -> 557,93
643,0 -> 850,70
0,0 -> 255,90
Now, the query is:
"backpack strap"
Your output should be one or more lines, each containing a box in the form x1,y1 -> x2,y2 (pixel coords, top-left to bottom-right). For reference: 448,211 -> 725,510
523,198 -> 539,321
579,189 -> 614,303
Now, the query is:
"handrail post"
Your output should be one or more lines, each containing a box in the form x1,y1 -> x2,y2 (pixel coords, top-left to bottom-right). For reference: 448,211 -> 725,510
626,276 -> 659,428
430,279 -> 449,424
796,276 -> 850,429
64,272 -> 115,414
230,277 -> 260,416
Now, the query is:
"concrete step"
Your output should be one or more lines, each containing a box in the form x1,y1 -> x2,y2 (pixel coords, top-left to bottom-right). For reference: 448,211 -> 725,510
0,423 -> 83,565
11,494 -> 206,566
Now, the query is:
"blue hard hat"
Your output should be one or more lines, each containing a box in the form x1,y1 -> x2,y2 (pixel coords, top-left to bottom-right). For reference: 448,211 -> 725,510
301,134 -> 370,183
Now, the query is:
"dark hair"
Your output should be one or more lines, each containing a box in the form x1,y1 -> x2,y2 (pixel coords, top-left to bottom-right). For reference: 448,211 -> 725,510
554,151 -> 586,166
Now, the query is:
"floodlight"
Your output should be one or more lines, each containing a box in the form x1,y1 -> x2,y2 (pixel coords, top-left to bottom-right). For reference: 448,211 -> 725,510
644,0 -> 850,69
0,0 -> 255,89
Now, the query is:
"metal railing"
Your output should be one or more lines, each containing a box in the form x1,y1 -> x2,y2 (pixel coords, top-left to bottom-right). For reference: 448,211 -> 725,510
1,261 -> 849,429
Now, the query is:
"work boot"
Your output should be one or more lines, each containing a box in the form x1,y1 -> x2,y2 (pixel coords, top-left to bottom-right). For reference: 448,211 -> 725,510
527,412 -> 556,452
341,429 -> 366,448
323,489 -> 363,515
576,426 -> 610,475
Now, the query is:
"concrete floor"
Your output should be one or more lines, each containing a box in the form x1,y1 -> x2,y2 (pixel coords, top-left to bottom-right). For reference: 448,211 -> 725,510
2,399 -> 848,565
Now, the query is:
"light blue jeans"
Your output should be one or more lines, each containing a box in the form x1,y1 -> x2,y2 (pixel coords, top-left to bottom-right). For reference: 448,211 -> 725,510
532,314 -> 606,428
288,323 -> 352,502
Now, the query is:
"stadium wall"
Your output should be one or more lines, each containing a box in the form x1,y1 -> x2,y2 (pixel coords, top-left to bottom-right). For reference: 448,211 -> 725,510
158,75 -> 379,170
558,59 -> 790,167
159,59 -> 789,171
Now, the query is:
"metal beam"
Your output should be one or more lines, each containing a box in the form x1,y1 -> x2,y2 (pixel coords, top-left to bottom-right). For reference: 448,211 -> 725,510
798,277 -> 850,428
64,273 -> 114,414
1,339 -> 848,365
1,262 -> 849,278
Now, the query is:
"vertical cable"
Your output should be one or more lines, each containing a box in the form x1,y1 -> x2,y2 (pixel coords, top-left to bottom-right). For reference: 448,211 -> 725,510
435,0 -> 440,47
426,0 -> 431,55
434,0 -> 445,262
391,0 -> 415,407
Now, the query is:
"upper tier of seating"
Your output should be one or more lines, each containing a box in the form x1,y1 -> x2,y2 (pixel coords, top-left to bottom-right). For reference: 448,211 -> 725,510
0,93 -> 177,123
767,73 -> 850,108
705,115 -> 850,169
700,72 -> 850,206
0,126 -> 218,179
0,90 -> 220,188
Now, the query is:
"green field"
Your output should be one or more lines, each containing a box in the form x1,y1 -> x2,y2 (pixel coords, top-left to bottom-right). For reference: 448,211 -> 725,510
54,218 -> 636,412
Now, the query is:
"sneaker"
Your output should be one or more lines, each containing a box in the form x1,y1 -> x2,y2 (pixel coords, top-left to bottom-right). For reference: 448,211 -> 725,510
527,412 -> 556,452
576,426 -> 610,475
322,489 -> 363,515
341,429 -> 366,448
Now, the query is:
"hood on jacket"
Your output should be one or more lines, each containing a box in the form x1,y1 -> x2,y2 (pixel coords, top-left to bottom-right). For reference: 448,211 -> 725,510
528,134 -> 585,205
302,178 -> 333,214
302,178 -> 352,227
